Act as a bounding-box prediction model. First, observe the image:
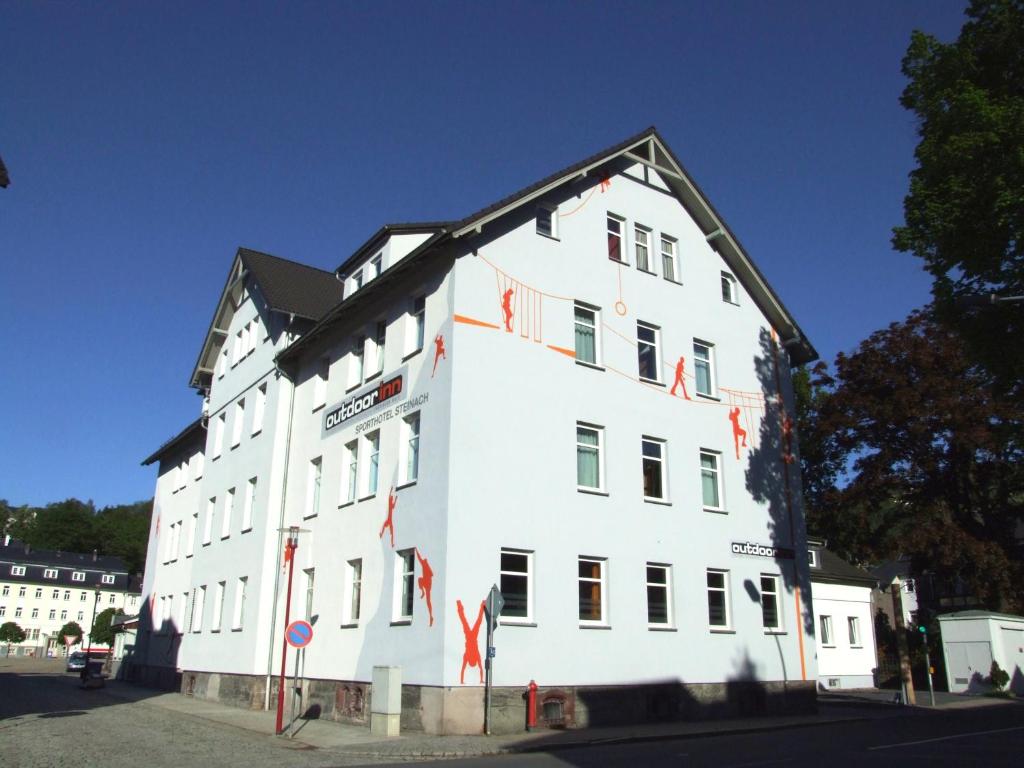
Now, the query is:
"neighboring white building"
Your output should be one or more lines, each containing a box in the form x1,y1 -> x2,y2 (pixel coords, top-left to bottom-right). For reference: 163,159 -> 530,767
136,128 -> 820,733
807,540 -> 878,690
0,539 -> 141,657
938,611 -> 1024,695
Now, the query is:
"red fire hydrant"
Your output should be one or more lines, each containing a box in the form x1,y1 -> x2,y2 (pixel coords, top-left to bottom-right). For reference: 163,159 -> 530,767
526,679 -> 538,731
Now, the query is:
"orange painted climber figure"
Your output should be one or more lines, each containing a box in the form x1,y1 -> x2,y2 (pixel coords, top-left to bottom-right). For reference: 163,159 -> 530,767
599,171 -> 611,192
457,599 -> 486,684
432,334 -> 446,377
501,288 -> 514,332
729,407 -> 748,459
379,486 -> 397,547
670,356 -> 692,399
415,548 -> 435,626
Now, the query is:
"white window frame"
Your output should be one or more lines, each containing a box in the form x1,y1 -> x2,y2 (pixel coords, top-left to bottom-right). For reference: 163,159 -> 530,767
193,451 -> 204,480
303,568 -> 315,621
693,340 -> 717,398
408,295 -> 425,355
44,568 -> 58,579
575,422 -> 604,492
402,413 -> 420,484
808,549 -> 819,568
536,205 -> 558,239
203,497 -> 215,545
232,577 -> 247,630
187,512 -> 197,557
351,268 -> 364,294
573,302 -> 601,367
820,614 -> 834,646
246,319 -> 258,355
706,569 -> 731,630
646,563 -> 672,628
10,566 -> 25,576
213,413 -> 225,458
252,383 -> 267,435
369,320 -> 386,378
221,488 -> 234,539
637,321 -> 661,383
343,559 -> 362,626
700,449 -> 725,512
218,346 -> 228,378
231,399 -> 245,448
343,440 -> 358,504
212,581 -> 225,632
232,330 -> 242,366
349,337 -> 365,388
395,550 -> 415,622
660,235 -> 678,283
499,548 -> 533,625
606,214 -> 626,263
193,585 -> 206,632
307,457 -> 322,518
642,437 -> 668,501
578,556 -> 608,626
363,431 -> 380,497
242,477 -> 256,532
313,357 -> 329,409
634,224 -> 653,273
369,253 -> 382,280
848,616 -> 861,646
72,572 -> 85,582
721,271 -> 739,304
761,574 -> 782,631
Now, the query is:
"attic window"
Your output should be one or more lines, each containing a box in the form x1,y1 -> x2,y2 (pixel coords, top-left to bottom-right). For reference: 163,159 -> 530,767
101,574 -> 115,585
536,206 -> 557,239
11,566 -> 25,576
44,569 -> 58,579
808,550 -> 819,568
370,254 -> 383,280
721,272 -> 738,304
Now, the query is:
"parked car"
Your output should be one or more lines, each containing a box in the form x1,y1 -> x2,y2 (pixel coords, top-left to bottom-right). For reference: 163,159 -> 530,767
66,652 -> 88,672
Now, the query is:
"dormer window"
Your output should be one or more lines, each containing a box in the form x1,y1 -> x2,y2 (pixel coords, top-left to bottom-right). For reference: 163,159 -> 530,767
536,206 -> 557,239
352,269 -> 364,293
721,272 -> 739,304
101,574 -> 115,585
72,572 -> 85,582
370,253 -> 382,280
10,566 -> 25,576
808,549 -> 819,568
44,569 -> 58,579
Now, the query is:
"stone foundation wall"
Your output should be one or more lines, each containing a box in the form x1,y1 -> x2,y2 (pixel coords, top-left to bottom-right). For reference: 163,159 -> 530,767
124,669 -> 817,735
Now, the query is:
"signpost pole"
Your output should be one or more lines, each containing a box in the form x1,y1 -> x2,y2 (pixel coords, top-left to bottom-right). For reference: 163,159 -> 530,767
275,528 -> 299,735
484,584 -> 504,737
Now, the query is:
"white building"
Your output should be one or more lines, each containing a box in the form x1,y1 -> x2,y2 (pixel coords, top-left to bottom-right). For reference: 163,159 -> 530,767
136,128 -> 820,732
0,539 -> 141,657
807,540 -> 878,690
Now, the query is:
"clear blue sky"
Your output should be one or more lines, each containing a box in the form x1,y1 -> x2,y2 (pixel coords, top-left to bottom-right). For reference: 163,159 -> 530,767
1,1 -> 966,508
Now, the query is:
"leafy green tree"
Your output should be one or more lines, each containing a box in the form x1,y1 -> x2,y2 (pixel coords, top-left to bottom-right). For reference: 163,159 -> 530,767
90,608 -> 122,647
0,621 -> 26,655
23,498 -> 99,553
94,500 -> 152,573
818,309 -> 1023,611
792,364 -> 843,532
893,0 -> 1024,391
57,621 -> 83,647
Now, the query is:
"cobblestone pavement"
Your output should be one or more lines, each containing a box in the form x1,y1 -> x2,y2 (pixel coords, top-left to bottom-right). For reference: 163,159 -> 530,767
0,659 -> 393,768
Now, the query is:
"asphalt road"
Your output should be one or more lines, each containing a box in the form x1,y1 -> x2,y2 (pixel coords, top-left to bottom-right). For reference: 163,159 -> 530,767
424,704 -> 1024,768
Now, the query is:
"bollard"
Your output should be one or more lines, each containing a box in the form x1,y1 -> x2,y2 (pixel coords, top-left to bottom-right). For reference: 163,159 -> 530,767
526,680 -> 538,731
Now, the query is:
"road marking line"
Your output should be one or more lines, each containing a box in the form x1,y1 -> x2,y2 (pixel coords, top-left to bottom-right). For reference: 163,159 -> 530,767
868,725 -> 1024,750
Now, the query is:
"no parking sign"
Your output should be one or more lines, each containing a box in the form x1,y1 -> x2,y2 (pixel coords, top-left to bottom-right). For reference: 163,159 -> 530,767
285,620 -> 313,648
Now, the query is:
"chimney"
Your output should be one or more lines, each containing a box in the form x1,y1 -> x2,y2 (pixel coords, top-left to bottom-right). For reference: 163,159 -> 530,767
92,549 -> 98,562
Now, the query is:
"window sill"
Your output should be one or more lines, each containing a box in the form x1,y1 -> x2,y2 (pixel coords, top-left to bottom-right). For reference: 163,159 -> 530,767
211,629 -> 220,634
648,626 -> 677,632
850,645 -> 863,649
821,644 -> 836,648
312,403 -> 325,413
231,627 -> 242,633
723,299 -> 740,307
500,620 -> 536,628
577,487 -> 609,497
637,268 -> 658,277
241,527 -> 252,534
303,512 -> 318,520
609,257 -> 629,266
639,377 -> 664,387
220,535 -> 230,541
644,498 -> 672,506
579,623 -> 611,630
230,443 -> 240,451
186,554 -> 193,559
402,348 -> 422,363
704,507 -> 728,515
340,623 -> 359,630
211,455 -> 221,462
396,479 -> 418,491
696,393 -> 721,402
358,493 -> 377,503
365,370 -> 382,383
202,542 -> 211,547
663,277 -> 683,286
390,619 -> 412,627
251,429 -> 262,438
338,500 -> 355,510
345,383 -> 362,394
574,357 -> 605,371
710,628 -> 736,634
764,629 -> 787,635
536,231 -> 560,242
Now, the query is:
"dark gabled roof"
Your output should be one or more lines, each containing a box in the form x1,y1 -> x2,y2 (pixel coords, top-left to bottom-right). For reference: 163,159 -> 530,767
0,542 -> 130,575
238,248 -> 343,321
811,548 -> 877,587
335,222 -> 453,277
141,417 -> 206,466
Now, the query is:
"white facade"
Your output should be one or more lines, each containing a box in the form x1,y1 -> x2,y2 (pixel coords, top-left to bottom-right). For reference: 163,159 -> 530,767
938,611 -> 1024,695
139,130 -> 819,731
811,581 -> 877,689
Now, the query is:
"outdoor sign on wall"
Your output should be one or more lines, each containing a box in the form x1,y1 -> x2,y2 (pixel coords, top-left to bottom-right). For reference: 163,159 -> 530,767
731,541 -> 795,560
322,365 -> 412,436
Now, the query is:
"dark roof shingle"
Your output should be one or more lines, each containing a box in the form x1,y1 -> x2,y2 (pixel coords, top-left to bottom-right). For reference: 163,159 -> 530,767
238,248 -> 344,321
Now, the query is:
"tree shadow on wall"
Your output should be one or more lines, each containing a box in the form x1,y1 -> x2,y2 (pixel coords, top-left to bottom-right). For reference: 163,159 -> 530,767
745,328 -> 815,638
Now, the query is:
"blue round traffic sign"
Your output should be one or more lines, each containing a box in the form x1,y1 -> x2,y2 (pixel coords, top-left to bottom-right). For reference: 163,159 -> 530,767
286,620 -> 313,648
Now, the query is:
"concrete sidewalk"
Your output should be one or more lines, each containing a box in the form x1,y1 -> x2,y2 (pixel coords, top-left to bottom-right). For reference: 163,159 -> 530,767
101,680 -> 1019,760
